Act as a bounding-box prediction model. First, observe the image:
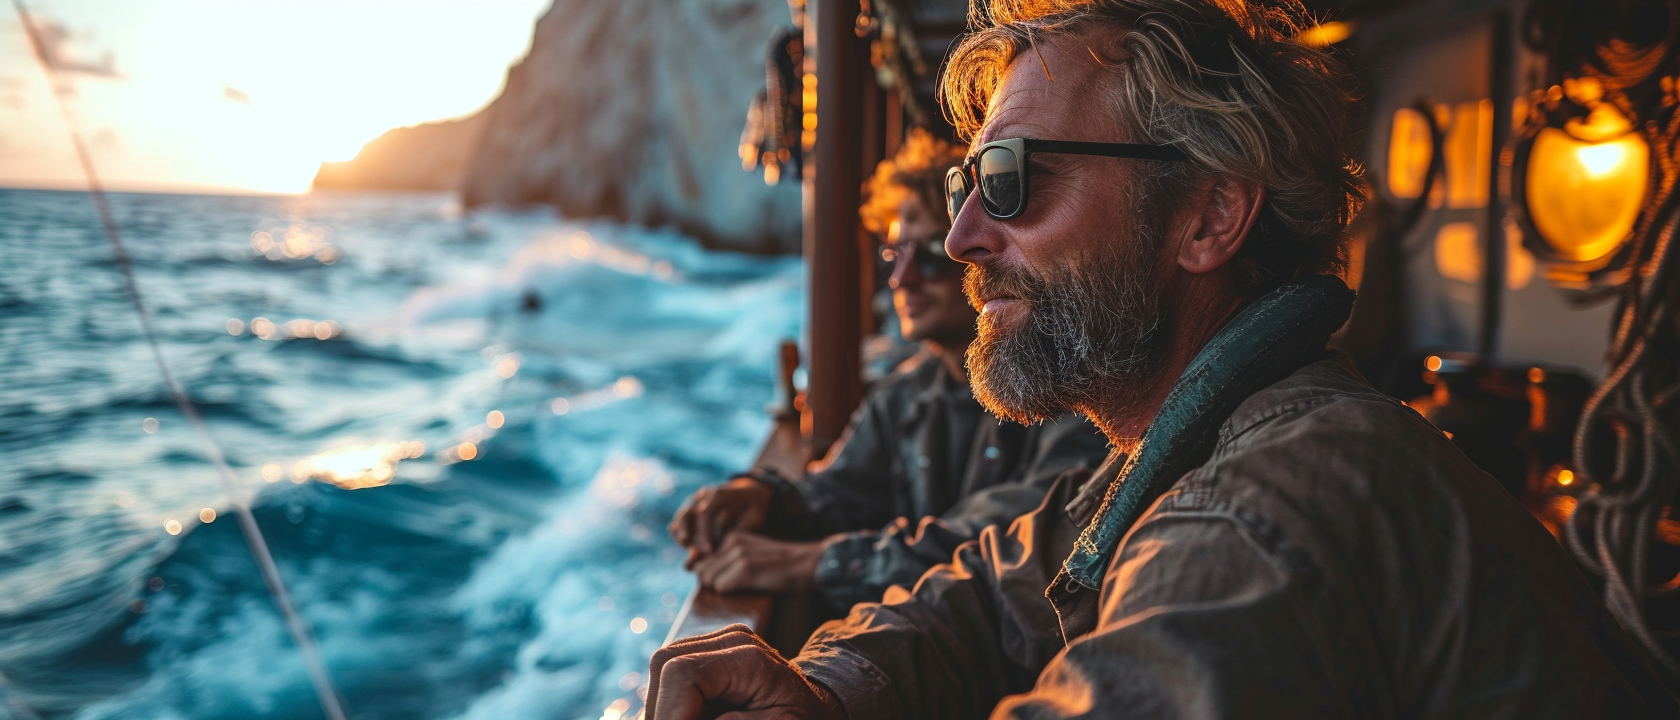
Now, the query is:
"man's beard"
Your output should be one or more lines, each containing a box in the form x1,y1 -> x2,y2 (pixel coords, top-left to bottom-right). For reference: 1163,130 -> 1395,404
963,228 -> 1167,425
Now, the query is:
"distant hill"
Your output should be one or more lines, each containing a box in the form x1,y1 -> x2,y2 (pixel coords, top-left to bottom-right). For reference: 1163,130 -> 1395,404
459,0 -> 800,253
316,0 -> 801,253
311,112 -> 489,192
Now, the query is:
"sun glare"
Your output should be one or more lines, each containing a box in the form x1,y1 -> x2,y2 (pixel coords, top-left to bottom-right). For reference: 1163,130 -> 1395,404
1,0 -> 549,194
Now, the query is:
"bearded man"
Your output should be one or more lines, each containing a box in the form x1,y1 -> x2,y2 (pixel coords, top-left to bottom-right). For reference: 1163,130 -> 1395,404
644,1 -> 1679,718
671,130 -> 1107,611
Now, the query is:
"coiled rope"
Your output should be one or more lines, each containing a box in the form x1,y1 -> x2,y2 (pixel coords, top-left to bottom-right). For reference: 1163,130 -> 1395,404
1563,94 -> 1680,684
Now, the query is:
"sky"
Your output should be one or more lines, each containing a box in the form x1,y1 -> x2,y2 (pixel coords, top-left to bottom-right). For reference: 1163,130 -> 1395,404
0,0 -> 550,194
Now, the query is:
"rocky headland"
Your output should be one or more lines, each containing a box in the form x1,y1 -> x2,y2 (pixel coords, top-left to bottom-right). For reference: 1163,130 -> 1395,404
313,0 -> 800,254
312,112 -> 487,193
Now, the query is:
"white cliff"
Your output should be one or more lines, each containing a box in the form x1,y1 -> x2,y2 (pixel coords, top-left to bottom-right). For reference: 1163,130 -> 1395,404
462,0 -> 801,253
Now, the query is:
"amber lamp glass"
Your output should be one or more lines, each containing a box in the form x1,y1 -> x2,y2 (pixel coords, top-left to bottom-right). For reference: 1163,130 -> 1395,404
1525,106 -> 1649,263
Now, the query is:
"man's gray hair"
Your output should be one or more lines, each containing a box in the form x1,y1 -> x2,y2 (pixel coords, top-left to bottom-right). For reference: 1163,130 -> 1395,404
942,0 -> 1365,289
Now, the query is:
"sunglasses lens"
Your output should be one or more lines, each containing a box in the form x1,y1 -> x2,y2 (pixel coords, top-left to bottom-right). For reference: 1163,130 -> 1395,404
918,239 -> 953,279
945,169 -> 970,223
978,146 -> 1023,218
881,238 -> 957,280
926,238 -> 950,260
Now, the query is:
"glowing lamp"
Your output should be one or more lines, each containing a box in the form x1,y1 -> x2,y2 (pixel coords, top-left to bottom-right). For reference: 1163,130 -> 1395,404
1517,103 -> 1649,266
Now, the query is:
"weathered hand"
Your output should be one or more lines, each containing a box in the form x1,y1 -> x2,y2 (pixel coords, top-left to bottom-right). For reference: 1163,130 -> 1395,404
669,477 -> 775,558
690,533 -> 824,593
644,624 -> 844,720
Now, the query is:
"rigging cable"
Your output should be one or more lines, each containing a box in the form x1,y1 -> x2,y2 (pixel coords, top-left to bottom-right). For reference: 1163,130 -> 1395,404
10,2 -> 350,717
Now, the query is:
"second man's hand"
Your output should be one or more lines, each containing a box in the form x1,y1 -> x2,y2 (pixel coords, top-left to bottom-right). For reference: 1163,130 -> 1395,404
669,476 -> 776,561
691,533 -> 825,594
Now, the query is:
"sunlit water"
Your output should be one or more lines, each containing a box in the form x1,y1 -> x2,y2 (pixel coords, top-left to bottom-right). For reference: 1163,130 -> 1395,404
0,189 -> 802,720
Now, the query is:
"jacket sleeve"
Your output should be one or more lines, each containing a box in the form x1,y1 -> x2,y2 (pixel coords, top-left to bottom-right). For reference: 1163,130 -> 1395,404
784,390 -> 904,535
812,415 -> 1109,610
792,471 -> 1092,720
795,491 -> 1353,720
992,511 -> 1352,720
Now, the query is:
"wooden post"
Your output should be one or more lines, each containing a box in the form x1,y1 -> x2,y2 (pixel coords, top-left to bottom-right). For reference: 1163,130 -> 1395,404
859,62 -> 886,336
884,88 -> 904,158
1478,9 -> 1510,365
804,0 -> 869,458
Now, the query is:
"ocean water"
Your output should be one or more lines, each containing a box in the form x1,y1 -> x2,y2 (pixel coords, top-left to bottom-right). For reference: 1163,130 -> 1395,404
0,189 -> 803,720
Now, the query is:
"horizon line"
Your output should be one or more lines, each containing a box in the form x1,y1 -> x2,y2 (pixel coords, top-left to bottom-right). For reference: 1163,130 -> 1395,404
0,180 -> 462,199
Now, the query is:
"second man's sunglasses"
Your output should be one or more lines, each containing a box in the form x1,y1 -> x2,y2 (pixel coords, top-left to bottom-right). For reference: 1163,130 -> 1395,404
945,137 -> 1189,222
880,235 -> 960,280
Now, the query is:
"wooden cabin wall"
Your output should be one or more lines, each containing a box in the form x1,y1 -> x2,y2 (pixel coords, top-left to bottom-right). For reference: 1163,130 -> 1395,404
1346,0 -> 1623,389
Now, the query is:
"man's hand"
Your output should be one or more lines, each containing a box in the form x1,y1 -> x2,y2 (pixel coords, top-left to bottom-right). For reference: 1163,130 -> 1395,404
670,477 -> 776,559
691,533 -> 825,593
644,624 -> 844,720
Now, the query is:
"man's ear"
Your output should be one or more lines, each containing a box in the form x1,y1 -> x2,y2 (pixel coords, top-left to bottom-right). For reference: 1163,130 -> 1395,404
1176,176 -> 1264,274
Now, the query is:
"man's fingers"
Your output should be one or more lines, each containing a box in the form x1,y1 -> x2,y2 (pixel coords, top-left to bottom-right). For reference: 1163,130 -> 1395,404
669,511 -> 689,547
693,493 -> 716,553
670,491 -> 705,548
710,510 -> 738,545
649,639 -> 793,720
735,503 -> 767,534
693,539 -> 745,590
656,624 -> 764,662
692,555 -> 719,588
646,626 -> 769,720
648,625 -> 759,718
649,652 -> 729,720
692,551 -> 725,588
710,561 -> 747,594
696,534 -> 790,592
714,532 -> 743,553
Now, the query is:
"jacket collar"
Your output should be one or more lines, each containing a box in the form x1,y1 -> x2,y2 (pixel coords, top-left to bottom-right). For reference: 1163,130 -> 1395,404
1058,276 -> 1358,589
1215,352 -> 1404,447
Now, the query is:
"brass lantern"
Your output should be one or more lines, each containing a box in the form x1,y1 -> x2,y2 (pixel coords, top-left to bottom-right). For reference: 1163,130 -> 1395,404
1510,78 -> 1653,288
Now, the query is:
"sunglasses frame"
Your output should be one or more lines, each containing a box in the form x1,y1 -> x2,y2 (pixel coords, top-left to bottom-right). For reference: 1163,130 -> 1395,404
946,137 -> 1189,222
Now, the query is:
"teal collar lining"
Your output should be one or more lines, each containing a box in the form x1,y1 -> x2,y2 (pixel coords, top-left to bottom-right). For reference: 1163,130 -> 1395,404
1061,276 -> 1357,589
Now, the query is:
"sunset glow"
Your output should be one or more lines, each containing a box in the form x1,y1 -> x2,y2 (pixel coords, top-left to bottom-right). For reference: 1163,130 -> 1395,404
0,0 -> 548,194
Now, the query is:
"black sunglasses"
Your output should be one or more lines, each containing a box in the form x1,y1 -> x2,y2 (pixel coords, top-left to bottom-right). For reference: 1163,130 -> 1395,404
879,235 -> 959,280
945,137 -> 1189,222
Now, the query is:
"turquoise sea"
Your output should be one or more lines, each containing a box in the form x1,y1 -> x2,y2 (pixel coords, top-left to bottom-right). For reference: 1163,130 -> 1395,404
0,188 -> 802,719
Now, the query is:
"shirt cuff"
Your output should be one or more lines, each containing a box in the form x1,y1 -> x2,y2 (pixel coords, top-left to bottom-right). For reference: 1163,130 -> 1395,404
794,642 -> 901,720
732,467 -> 822,539
813,533 -> 878,610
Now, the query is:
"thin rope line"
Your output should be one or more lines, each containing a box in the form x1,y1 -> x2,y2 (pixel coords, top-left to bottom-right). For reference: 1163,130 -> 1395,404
10,3 -> 349,718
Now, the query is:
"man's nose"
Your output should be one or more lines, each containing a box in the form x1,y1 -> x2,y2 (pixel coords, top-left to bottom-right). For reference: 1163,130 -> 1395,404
943,200 -> 1002,265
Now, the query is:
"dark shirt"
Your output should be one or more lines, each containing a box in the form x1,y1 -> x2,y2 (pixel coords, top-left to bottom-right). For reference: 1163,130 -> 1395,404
792,356 -> 1677,719
758,349 -> 1109,611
